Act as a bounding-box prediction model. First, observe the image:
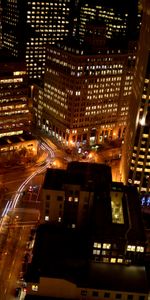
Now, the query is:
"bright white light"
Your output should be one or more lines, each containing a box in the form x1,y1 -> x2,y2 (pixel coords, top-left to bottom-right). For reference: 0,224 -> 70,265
139,116 -> 146,126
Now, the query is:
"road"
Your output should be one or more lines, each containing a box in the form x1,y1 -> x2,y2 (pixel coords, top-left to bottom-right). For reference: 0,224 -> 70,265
0,139 -> 55,300
0,224 -> 31,300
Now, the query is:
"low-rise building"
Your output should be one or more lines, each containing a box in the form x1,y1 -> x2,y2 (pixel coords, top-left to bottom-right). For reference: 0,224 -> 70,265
24,162 -> 148,299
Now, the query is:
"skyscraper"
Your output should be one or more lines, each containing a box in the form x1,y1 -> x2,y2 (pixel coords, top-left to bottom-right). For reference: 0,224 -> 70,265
1,0 -> 75,81
0,54 -> 31,138
33,25 -> 135,146
122,0 -> 150,193
77,0 -> 141,47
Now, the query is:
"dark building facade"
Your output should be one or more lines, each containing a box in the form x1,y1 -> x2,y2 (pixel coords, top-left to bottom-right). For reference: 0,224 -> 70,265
77,0 -> 141,47
40,162 -> 145,265
24,162 -> 148,299
1,0 -> 76,80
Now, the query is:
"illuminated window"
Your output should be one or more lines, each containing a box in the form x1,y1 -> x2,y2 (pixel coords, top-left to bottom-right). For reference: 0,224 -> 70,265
74,197 -> 78,202
68,197 -> 73,202
93,242 -> 101,248
117,258 -> 123,263
32,285 -> 38,292
110,191 -> 124,224
110,258 -> 116,263
136,246 -> 144,252
127,245 -> 136,252
45,216 -> 49,221
93,249 -> 100,255
103,243 -> 111,249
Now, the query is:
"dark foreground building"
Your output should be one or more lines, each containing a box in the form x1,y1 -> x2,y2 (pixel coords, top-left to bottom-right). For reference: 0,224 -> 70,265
24,162 -> 148,300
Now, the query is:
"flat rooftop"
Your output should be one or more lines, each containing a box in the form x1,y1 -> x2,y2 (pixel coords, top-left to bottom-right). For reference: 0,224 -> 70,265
26,224 -> 148,294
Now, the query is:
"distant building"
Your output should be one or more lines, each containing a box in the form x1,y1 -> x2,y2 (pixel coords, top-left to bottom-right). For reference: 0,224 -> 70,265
77,0 -> 141,46
1,0 -> 76,81
33,28 -> 136,146
0,53 -> 32,138
122,0 -> 150,193
1,0 -> 142,82
24,162 -> 148,300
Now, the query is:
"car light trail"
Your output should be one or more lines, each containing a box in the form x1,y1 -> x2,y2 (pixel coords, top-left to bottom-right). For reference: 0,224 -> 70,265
1,141 -> 55,216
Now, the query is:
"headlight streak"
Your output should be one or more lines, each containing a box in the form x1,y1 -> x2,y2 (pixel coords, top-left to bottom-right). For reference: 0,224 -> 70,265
1,141 -> 55,218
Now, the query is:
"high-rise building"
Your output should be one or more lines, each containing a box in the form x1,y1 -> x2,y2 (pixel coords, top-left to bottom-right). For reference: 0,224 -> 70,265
122,0 -> 150,193
33,30 -> 135,146
77,0 -> 141,46
1,0 -> 75,81
0,53 -> 31,138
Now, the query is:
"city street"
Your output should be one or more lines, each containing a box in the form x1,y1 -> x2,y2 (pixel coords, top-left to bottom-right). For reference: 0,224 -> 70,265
0,139 -> 55,300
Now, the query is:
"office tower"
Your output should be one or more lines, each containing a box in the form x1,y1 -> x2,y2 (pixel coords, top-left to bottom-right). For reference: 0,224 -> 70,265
122,0 -> 150,193
1,0 -> 27,58
0,53 -> 31,138
1,0 -> 75,81
77,0 -> 141,46
33,28 -> 135,146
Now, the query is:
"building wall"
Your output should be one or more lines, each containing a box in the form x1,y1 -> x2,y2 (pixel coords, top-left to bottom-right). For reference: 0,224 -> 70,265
41,186 -> 94,228
41,189 -> 65,223
78,1 -> 140,44
33,44 -> 135,146
0,62 -> 32,137
121,0 -> 150,193
26,277 -> 148,300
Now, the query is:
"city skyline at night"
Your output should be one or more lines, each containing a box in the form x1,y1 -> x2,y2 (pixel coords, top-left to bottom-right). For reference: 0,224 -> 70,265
0,1 -> 150,299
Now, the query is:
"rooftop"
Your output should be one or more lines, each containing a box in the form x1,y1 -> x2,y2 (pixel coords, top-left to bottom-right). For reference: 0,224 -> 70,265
25,223 -> 148,294
43,162 -> 112,190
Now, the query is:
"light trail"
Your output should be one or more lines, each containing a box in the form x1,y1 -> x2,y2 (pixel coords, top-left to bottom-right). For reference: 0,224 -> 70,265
0,141 -> 55,217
